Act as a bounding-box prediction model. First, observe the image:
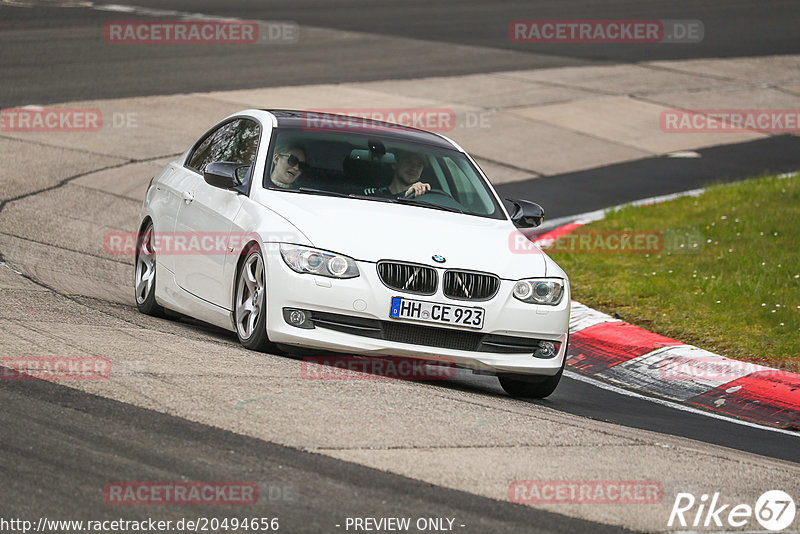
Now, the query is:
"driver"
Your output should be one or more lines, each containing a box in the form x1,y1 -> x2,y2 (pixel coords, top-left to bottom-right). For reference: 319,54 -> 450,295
363,150 -> 430,198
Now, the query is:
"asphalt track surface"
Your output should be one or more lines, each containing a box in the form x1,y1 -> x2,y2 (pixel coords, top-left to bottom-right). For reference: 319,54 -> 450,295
2,1 -> 800,532
496,135 -> 800,220
1,374 -> 630,534
2,0 -> 800,105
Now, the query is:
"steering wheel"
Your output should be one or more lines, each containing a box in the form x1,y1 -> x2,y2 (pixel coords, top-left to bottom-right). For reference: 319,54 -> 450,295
417,189 -> 455,200
411,189 -> 465,211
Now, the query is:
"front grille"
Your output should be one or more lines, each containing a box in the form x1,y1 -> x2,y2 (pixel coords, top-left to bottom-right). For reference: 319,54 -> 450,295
382,322 -> 482,351
377,261 -> 437,295
308,311 -> 546,354
443,270 -> 500,301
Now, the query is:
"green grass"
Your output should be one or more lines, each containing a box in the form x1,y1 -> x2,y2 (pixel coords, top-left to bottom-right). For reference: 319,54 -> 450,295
547,172 -> 800,370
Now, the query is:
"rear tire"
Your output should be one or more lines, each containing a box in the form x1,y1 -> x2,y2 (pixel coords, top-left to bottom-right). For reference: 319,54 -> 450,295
134,221 -> 165,317
234,246 -> 279,352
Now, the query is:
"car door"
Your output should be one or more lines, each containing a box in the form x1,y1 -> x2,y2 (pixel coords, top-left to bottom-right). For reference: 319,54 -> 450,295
173,118 -> 261,308
146,162 -> 183,275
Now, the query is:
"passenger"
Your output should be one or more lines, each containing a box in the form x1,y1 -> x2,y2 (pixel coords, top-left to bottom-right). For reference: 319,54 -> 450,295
270,144 -> 308,188
363,150 -> 431,198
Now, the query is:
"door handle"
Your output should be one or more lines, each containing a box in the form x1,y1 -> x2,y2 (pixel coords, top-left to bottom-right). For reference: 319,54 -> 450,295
182,191 -> 194,204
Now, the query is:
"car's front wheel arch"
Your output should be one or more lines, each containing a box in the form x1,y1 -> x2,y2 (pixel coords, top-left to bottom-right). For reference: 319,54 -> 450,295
232,239 -> 262,312
233,241 -> 279,353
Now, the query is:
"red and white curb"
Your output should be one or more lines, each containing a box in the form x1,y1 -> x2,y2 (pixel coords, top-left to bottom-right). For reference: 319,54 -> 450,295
530,182 -> 800,430
566,302 -> 800,430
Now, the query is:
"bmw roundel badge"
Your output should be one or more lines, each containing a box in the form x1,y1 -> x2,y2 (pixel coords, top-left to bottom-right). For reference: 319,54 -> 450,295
432,255 -> 446,263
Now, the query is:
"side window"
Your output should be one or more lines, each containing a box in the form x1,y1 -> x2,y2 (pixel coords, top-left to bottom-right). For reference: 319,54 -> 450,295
187,121 -> 232,173
186,119 -> 261,175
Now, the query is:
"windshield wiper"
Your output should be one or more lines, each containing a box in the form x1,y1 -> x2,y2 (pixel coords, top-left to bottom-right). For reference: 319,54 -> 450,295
394,196 -> 465,214
297,188 -> 392,202
347,193 -> 395,203
296,189 -> 462,213
297,187 -> 349,197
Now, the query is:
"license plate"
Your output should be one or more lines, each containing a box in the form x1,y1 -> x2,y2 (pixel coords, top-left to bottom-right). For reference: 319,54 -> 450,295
389,296 -> 484,329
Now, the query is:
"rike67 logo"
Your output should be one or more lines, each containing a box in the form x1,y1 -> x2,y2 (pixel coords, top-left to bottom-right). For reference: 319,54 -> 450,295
668,490 -> 796,531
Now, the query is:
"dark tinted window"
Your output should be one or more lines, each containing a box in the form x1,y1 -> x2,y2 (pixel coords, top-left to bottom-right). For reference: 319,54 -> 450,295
263,128 -> 504,219
187,118 -> 260,174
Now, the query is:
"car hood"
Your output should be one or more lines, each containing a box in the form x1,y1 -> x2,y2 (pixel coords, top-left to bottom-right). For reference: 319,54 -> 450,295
264,193 -> 548,279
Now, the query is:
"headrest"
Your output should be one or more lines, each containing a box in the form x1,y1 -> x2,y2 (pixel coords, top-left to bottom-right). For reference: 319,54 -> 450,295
342,157 -> 393,187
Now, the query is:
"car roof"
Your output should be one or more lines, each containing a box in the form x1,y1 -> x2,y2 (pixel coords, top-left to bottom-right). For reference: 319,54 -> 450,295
263,109 -> 457,150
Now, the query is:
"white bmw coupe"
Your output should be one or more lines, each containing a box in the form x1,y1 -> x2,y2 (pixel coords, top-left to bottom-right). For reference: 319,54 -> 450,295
135,109 -> 570,398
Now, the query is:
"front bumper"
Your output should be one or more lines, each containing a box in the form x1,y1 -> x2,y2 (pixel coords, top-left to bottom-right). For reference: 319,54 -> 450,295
263,248 -> 570,376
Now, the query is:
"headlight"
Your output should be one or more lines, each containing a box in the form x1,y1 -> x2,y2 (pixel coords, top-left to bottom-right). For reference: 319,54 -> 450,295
512,279 -> 565,305
279,244 -> 360,279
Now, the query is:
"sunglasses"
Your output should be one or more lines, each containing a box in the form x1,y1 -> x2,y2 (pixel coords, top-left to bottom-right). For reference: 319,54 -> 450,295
277,153 -> 309,171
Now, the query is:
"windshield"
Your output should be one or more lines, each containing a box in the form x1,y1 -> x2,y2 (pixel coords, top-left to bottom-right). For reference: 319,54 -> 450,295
263,127 -> 505,219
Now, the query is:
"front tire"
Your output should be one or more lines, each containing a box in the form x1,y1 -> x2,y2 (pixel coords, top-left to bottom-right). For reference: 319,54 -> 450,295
498,342 -> 567,399
134,221 -> 165,317
498,369 -> 563,399
234,247 -> 278,352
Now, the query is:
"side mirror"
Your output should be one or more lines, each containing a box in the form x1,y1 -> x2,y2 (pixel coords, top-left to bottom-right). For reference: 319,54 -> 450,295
507,198 -> 545,228
204,162 -> 250,190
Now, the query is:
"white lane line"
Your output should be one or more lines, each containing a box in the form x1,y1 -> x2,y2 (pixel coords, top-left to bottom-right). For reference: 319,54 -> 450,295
1,261 -> 23,275
538,171 -> 799,233
1,0 -> 92,6
564,370 -> 800,437
93,3 -> 240,21
538,187 -> 707,232
666,150 -> 701,158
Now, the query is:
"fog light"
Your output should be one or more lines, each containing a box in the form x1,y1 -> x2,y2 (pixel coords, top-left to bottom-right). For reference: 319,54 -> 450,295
283,308 -> 314,329
533,341 -> 558,359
